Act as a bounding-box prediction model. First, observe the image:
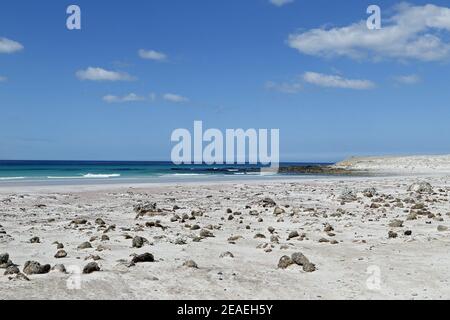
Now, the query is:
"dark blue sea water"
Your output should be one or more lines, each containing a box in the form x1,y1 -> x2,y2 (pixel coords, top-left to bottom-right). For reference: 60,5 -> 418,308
0,160 -> 331,184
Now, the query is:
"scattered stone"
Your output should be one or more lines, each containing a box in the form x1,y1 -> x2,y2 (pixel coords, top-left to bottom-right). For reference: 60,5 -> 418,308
4,265 -> 20,275
389,219 -> 404,228
83,262 -> 100,274
291,252 -> 309,266
30,236 -> 40,243
200,229 -> 214,238
408,182 -> 433,194
54,250 -> 67,259
278,255 -> 294,269
362,187 -> 377,198
52,264 -> 66,273
134,202 -> 158,215
323,224 -> 334,232
77,242 -> 92,250
71,218 -> 87,225
57,243 -> 64,249
437,225 -> 448,232
259,198 -> 276,208
0,253 -> 9,264
101,235 -> 110,241
404,230 -> 412,236
95,218 -> 106,225
388,231 -> 398,239
183,260 -> 199,268
132,236 -> 148,248
287,231 -> 299,240
23,261 -> 51,275
132,253 -> 154,263
273,207 -> 285,215
220,251 -> 234,258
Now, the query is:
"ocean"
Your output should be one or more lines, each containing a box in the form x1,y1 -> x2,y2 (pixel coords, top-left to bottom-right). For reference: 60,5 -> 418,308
0,160 -> 332,185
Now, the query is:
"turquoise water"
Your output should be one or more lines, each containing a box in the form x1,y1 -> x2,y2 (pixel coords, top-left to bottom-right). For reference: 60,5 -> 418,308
0,161 -> 329,184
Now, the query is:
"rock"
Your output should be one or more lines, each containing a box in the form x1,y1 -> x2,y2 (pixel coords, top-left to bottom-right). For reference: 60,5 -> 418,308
200,229 -> 214,238
219,251 -> 234,258
0,253 -> 9,264
291,252 -> 310,266
406,212 -> 418,220
30,236 -> 40,244
77,242 -> 92,250
134,202 -> 158,214
408,182 -> 433,194
95,218 -> 106,225
259,198 -> 276,208
411,203 -> 425,210
273,207 -> 285,215
83,262 -> 100,274
14,273 -> 30,281
23,261 -> 51,275
287,231 -> 299,240
302,262 -> 316,273
71,218 -> 87,225
389,219 -> 404,228
57,243 -> 64,249
183,260 -> 199,268
388,231 -> 398,239
323,224 -> 334,232
362,188 -> 377,198
132,236 -> 148,248
52,264 -> 67,273
404,230 -> 412,236
54,250 -> 67,259
254,233 -> 266,239
339,189 -> 357,202
132,253 -> 155,263
437,225 -> 448,232
101,235 -> 110,241
268,226 -> 275,234
4,265 -> 20,275
278,256 -> 294,269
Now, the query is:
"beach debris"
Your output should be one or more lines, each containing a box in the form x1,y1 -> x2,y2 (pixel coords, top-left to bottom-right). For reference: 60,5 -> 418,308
54,250 -> 67,259
83,262 -> 100,274
183,260 -> 199,269
23,261 -> 51,275
131,252 -> 154,263
134,202 -> 160,218
408,182 -> 433,194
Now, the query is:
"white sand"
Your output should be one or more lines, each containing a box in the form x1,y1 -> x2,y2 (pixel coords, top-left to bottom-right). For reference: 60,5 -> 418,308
335,154 -> 450,174
1,173 -> 449,300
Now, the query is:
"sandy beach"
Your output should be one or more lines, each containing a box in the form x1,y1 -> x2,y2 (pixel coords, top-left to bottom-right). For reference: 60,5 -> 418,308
1,158 -> 450,300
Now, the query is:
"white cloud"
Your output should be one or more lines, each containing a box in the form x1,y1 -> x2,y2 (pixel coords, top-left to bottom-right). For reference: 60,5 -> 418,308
303,72 -> 375,90
0,37 -> 23,54
0,76 -> 7,82
138,49 -> 167,62
103,93 -> 146,103
266,80 -> 302,93
288,3 -> 450,62
269,0 -> 294,7
163,93 -> 189,103
393,74 -> 421,85
76,67 -> 135,81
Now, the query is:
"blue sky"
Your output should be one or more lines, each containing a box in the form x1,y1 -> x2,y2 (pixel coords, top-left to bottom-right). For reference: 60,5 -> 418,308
1,0 -> 450,162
